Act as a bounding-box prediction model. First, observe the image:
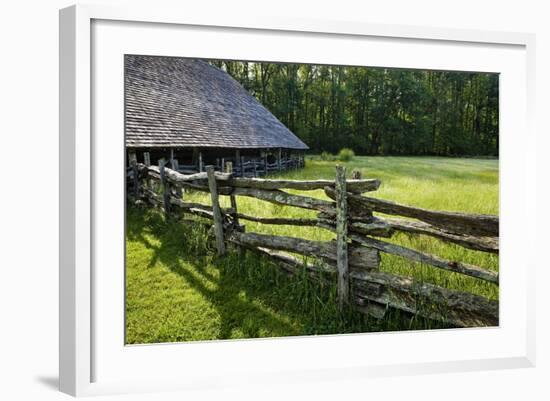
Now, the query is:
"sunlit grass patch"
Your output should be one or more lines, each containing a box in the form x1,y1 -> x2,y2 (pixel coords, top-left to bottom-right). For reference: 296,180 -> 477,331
126,156 -> 498,343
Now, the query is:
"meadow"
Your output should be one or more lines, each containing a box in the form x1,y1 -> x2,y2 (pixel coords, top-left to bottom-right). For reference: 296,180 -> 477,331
125,156 -> 499,344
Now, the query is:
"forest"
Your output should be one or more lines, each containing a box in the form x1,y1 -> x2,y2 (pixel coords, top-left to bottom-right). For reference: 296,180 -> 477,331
210,60 -> 499,157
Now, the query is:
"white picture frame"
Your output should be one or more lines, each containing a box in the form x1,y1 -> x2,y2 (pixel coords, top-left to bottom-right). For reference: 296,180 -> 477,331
59,4 -> 536,397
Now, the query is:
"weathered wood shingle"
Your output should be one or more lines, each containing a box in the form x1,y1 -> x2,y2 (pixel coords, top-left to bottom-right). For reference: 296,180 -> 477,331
125,55 -> 309,150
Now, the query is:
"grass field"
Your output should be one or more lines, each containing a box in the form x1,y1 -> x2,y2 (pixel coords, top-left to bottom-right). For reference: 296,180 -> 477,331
125,156 -> 499,344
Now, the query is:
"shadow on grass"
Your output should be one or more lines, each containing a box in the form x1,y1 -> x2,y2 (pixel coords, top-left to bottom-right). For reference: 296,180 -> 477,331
126,207 -> 310,341
126,206 -> 443,343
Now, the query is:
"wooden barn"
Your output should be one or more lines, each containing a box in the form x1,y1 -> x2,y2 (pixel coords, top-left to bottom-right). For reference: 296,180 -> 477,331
125,55 -> 308,176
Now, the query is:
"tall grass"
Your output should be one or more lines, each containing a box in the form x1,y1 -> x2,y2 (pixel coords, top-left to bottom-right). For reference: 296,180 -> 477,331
126,156 -> 498,344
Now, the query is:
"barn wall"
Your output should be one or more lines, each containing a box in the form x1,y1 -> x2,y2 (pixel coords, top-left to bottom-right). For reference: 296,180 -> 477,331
126,147 -> 305,176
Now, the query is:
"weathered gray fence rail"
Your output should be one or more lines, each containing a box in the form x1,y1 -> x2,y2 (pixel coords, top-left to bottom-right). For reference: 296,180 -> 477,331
127,153 -> 499,328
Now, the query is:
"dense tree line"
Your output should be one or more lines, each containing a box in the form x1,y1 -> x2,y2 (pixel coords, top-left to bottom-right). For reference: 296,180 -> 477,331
210,60 -> 499,156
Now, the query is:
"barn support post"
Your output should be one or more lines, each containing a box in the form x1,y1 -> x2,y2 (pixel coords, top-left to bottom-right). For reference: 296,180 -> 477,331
159,159 -> 170,219
277,148 -> 282,171
335,165 -> 349,309
241,156 -> 245,177
263,153 -> 268,176
235,150 -> 241,176
199,151 -> 204,173
206,166 -> 226,256
128,150 -> 136,167
170,148 -> 175,168
129,152 -> 139,200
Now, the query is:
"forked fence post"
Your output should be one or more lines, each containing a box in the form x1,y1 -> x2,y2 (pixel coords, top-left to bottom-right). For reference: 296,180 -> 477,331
206,165 -> 226,256
335,165 -> 349,309
159,159 -> 170,219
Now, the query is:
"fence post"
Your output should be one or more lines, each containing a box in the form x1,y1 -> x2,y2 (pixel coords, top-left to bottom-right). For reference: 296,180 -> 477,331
206,165 -> 226,256
226,162 -> 240,228
142,152 -> 151,196
143,152 -> 152,191
335,165 -> 349,309
351,169 -> 362,179
159,159 -> 170,218
172,159 -> 183,199
129,152 -> 139,200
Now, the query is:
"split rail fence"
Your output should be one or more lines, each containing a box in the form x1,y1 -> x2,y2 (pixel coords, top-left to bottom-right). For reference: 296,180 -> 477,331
127,153 -> 499,328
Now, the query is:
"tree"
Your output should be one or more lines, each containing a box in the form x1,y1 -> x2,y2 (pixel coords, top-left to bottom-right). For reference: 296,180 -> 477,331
209,60 -> 499,157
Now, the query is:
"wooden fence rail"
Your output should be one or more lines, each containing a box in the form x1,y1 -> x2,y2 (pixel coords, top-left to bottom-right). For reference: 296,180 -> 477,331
127,153 -> 499,327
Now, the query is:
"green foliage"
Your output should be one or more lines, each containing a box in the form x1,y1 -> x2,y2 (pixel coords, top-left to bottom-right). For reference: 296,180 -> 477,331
337,148 -> 355,162
320,151 -> 335,161
126,157 -> 499,344
211,61 -> 499,157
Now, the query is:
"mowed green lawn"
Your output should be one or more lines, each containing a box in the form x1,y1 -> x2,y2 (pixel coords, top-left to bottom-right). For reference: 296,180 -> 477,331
126,156 -> 499,344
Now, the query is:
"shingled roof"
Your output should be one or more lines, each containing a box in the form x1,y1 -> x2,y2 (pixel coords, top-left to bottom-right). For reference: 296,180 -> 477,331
125,55 -> 309,150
